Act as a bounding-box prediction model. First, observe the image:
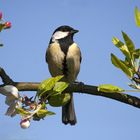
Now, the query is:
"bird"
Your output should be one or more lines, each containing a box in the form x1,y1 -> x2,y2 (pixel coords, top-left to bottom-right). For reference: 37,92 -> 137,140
45,25 -> 82,125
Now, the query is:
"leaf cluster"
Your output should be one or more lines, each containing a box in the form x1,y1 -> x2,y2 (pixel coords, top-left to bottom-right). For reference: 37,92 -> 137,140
111,31 -> 140,79
37,75 -> 70,107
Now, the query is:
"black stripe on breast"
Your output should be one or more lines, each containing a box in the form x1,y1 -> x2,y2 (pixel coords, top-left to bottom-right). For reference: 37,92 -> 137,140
58,36 -> 74,76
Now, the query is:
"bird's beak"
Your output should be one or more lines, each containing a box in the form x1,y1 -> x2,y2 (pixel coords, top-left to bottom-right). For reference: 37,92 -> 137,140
71,29 -> 79,34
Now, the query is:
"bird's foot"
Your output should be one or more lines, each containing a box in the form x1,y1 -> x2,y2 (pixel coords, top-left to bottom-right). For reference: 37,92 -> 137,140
74,81 -> 84,93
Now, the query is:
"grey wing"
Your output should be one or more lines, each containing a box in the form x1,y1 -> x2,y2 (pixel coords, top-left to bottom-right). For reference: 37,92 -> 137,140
66,43 -> 81,83
46,42 -> 65,77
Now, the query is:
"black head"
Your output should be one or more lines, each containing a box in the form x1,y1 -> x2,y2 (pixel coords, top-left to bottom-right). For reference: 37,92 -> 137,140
52,25 -> 78,41
53,25 -> 79,34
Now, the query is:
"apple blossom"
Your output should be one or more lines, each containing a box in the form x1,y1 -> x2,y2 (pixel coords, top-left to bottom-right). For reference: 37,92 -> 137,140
3,85 -> 19,99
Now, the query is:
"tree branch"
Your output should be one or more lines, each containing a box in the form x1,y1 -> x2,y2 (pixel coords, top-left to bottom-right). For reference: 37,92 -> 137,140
0,67 -> 14,85
0,67 -> 140,109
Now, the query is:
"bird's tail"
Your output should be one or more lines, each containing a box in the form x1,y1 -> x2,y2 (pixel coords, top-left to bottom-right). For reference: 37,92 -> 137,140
62,93 -> 77,125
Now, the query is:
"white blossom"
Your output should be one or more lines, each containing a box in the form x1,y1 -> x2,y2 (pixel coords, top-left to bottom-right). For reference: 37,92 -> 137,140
0,85 -> 20,117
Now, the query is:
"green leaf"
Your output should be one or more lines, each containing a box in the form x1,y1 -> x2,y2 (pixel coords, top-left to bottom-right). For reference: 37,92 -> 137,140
135,7 -> 140,27
33,109 -> 55,121
0,24 -> 5,32
41,102 -> 46,109
111,53 -> 122,68
98,84 -> 124,93
111,53 -> 133,78
45,111 -> 55,116
37,75 -> 64,97
37,77 -> 55,95
124,57 -> 131,67
48,93 -> 71,107
53,82 -> 69,93
133,49 -> 140,59
112,37 -> 131,60
122,31 -> 135,54
16,108 -> 31,116
36,109 -> 55,119
54,75 -> 64,82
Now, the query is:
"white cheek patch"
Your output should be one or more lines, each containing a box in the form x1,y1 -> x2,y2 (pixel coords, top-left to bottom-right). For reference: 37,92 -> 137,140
52,31 -> 69,41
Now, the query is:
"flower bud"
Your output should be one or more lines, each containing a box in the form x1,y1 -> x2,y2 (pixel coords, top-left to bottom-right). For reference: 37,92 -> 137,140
4,21 -> 11,29
0,12 -> 2,20
20,119 -> 30,129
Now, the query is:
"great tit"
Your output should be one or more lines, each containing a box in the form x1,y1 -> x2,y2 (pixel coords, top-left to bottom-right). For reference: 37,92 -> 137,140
45,25 -> 81,125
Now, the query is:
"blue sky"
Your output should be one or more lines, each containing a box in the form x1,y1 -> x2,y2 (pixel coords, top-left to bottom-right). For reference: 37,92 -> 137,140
0,0 -> 140,140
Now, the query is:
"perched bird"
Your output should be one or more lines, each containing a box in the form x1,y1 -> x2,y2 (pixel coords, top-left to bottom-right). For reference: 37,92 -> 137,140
46,25 -> 81,125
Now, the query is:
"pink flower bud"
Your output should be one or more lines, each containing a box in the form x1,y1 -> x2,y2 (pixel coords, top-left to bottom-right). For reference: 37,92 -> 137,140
20,119 -> 30,129
0,12 -> 2,20
4,21 -> 11,29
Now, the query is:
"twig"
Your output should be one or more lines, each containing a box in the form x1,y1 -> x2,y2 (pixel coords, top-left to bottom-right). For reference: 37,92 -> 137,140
0,67 -> 14,85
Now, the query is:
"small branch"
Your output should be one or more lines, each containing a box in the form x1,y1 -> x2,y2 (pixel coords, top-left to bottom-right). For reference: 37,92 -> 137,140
0,67 -> 140,109
133,77 -> 140,84
0,67 -> 14,85
14,82 -> 40,91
